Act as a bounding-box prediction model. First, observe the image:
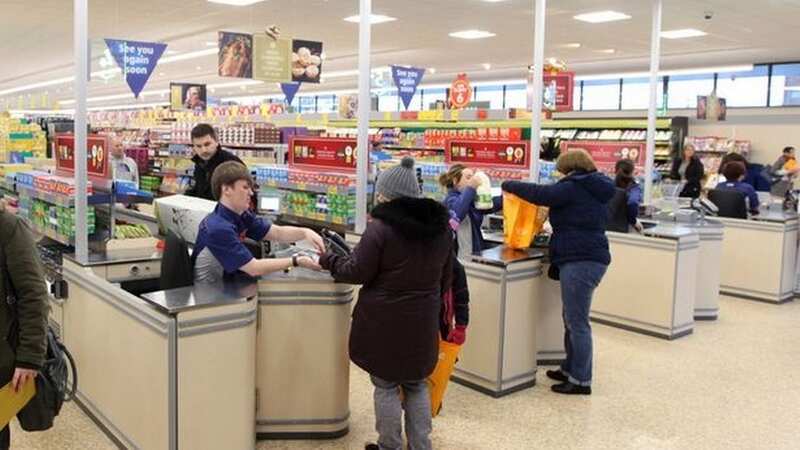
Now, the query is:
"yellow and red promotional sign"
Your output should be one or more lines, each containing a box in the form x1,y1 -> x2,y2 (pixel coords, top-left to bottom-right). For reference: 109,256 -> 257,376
449,73 -> 472,109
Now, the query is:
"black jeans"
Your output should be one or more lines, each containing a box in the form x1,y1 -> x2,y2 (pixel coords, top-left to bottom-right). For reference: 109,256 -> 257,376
1,424 -> 9,450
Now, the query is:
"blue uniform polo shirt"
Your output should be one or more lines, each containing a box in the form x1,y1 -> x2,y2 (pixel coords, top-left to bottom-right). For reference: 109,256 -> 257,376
192,203 -> 271,283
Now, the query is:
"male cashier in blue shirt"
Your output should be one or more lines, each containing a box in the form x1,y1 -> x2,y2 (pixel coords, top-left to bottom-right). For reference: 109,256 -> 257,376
192,161 -> 323,283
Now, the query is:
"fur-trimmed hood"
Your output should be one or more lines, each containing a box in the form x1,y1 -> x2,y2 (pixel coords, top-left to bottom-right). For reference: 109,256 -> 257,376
370,197 -> 450,241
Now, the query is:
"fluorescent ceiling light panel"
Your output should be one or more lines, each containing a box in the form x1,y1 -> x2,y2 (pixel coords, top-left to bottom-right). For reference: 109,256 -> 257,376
207,0 -> 266,6
661,28 -> 707,39
449,30 -> 496,39
574,11 -> 631,23
343,14 -> 397,24
205,41 -> 218,47
563,43 -> 582,48
598,49 -> 617,54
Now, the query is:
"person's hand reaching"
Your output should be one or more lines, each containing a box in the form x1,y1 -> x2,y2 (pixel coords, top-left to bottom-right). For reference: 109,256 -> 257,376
297,255 -> 322,271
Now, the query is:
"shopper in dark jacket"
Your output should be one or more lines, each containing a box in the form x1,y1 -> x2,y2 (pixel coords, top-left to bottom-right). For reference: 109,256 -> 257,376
185,123 -> 244,201
440,164 -> 502,259
670,144 -> 705,198
320,157 -> 451,450
614,159 -> 643,230
0,203 -> 49,448
440,212 -> 469,345
502,149 -> 614,396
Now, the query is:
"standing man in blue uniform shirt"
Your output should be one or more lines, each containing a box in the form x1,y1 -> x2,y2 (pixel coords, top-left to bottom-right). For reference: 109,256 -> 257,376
192,161 -> 324,283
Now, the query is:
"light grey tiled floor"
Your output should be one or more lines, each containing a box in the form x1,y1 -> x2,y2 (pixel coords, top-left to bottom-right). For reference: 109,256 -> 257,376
13,296 -> 800,449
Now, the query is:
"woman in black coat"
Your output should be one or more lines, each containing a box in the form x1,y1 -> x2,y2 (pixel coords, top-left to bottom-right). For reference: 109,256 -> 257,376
670,143 -> 705,198
320,157 -> 452,450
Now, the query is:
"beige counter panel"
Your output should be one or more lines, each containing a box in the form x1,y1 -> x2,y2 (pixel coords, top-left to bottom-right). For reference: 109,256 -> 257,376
63,260 -> 174,450
536,270 -> 565,365
456,258 -> 541,397
694,227 -> 724,319
718,216 -> 798,303
256,279 -> 353,438
177,301 -> 257,450
591,232 -> 699,340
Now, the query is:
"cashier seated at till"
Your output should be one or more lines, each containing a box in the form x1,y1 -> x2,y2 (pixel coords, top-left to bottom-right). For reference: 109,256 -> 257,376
192,161 -> 324,284
716,161 -> 760,216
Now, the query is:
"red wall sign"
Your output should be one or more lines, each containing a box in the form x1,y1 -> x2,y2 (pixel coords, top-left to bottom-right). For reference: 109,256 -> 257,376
446,139 -> 530,169
55,134 -> 111,179
449,73 -> 472,109
289,137 -> 358,172
544,72 -> 575,112
562,141 -> 646,175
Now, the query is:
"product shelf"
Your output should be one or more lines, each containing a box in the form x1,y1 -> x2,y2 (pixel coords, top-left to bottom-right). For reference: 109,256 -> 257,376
16,185 -> 110,207
261,180 -> 356,195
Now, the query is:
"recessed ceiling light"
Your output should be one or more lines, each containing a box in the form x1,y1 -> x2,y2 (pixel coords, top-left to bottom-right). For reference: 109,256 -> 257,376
574,10 -> 631,23
205,41 -> 218,47
563,43 -> 582,48
598,48 -> 617,54
196,66 -> 203,70
661,28 -> 707,39
429,68 -> 437,74
482,0 -> 509,2
482,63 -> 492,70
449,29 -> 496,40
207,0 -> 266,6
159,72 -> 166,77
343,14 -> 397,24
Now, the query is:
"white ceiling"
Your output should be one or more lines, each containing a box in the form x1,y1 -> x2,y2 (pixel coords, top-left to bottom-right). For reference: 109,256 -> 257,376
2,0 -> 800,108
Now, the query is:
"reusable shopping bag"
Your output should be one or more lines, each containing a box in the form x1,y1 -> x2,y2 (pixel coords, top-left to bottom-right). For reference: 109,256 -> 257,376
503,192 -> 548,249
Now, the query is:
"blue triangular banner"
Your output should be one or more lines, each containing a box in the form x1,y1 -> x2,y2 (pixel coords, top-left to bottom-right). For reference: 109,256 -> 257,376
104,39 -> 167,98
391,65 -> 426,110
281,82 -> 301,105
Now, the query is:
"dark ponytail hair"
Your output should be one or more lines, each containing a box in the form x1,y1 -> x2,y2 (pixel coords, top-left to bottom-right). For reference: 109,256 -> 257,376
615,159 -> 635,189
439,164 -> 468,189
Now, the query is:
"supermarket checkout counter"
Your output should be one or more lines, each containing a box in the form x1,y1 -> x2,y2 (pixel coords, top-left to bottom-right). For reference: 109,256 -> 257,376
717,210 -> 798,303
58,245 -> 352,449
591,223 -> 699,340
455,245 -> 546,397
482,231 -> 564,365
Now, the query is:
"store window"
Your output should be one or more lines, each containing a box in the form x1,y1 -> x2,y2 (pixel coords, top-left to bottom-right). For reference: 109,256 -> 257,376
621,77 -> 665,110
770,63 -> 800,106
716,65 -> 769,107
581,79 -> 621,110
573,81 -> 582,111
505,83 -> 528,109
298,95 -> 315,113
667,74 -> 715,109
422,88 -> 446,110
317,95 -> 336,113
474,84 -> 504,109
377,91 -> 399,112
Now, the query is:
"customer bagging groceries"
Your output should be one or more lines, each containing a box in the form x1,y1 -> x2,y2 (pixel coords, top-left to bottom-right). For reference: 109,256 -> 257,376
502,149 -> 615,395
320,157 -> 452,450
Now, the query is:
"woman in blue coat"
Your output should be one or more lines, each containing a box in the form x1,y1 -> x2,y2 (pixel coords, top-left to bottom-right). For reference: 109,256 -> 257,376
439,164 -> 503,259
502,149 -> 615,395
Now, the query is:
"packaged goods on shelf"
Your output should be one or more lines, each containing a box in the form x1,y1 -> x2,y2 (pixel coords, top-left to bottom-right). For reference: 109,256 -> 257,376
114,224 -> 152,239
0,117 -> 46,163
423,128 -> 523,147
280,127 -> 310,144
281,191 -> 355,225
0,163 -> 33,177
539,161 -> 558,185
28,173 -> 93,196
687,136 -> 751,156
159,174 -> 192,195
139,175 -> 162,192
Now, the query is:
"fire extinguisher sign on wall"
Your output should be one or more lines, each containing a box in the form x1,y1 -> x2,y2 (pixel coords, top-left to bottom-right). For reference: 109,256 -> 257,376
449,73 -> 472,109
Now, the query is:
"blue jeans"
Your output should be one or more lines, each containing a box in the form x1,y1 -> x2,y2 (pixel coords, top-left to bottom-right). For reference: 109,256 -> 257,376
559,261 -> 607,386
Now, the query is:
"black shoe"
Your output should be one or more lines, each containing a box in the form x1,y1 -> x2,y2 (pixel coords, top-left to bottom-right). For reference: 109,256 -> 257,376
365,444 -> 379,450
546,370 -> 568,382
551,381 -> 591,395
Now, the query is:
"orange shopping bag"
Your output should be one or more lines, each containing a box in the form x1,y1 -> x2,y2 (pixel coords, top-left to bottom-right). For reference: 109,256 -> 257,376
503,193 -> 548,249
427,339 -> 461,418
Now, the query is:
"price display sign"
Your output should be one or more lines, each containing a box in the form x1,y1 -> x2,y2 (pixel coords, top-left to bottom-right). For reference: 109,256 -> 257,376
289,137 -> 358,172
446,139 -> 530,169
55,134 -> 111,179
561,141 -> 646,175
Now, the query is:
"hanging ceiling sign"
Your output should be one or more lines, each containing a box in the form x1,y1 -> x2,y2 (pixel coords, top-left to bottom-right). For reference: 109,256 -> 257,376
391,65 -> 425,110
281,82 -> 301,105
104,39 -> 167,98
449,73 -> 472,109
